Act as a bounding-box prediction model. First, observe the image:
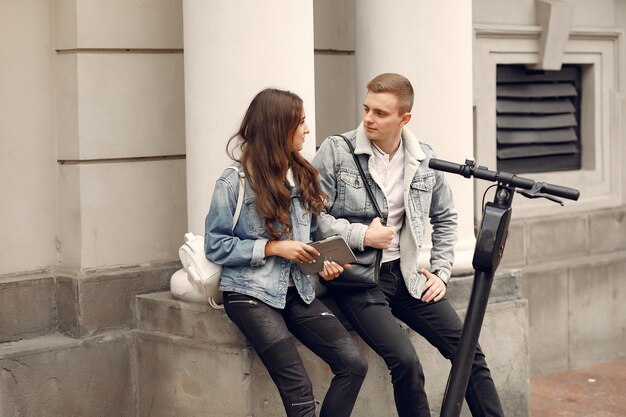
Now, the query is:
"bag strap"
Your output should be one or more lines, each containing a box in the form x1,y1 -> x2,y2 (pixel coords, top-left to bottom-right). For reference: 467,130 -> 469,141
336,134 -> 384,221
224,166 -> 245,231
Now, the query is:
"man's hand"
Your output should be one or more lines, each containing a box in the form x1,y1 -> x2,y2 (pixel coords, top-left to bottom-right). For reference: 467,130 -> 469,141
419,267 -> 446,303
363,217 -> 395,249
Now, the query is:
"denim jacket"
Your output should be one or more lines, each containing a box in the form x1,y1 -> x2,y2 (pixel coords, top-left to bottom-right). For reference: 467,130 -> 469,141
204,164 -> 316,309
311,123 -> 458,298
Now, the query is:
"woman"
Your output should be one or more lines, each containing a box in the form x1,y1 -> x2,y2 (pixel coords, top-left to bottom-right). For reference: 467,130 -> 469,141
205,88 -> 367,417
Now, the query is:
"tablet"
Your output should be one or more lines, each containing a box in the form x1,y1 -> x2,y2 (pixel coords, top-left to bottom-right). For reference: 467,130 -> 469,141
297,235 -> 357,275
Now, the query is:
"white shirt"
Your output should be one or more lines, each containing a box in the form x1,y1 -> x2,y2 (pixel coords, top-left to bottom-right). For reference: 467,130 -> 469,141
370,140 -> 405,263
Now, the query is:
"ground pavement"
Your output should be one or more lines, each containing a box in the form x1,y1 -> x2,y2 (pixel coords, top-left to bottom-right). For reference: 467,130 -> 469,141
530,357 -> 626,417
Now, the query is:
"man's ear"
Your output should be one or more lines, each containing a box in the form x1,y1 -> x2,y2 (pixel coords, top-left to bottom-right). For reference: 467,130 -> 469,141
399,113 -> 412,127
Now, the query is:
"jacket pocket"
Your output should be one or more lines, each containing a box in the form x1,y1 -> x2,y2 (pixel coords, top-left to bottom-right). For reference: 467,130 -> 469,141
410,173 -> 436,214
410,174 -> 436,192
338,169 -> 368,213
244,199 -> 267,235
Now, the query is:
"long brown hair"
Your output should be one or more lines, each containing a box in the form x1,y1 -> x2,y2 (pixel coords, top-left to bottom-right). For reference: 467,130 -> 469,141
227,88 -> 327,239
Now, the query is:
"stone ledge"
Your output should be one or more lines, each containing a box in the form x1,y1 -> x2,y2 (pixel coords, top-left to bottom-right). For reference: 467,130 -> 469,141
0,331 -> 134,417
136,291 -> 245,346
139,267 -> 522,341
134,299 -> 529,417
446,268 -> 521,311
57,261 -> 180,337
0,272 -> 56,343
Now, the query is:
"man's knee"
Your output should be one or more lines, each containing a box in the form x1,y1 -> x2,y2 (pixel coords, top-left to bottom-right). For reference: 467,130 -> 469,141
388,344 -> 422,376
347,350 -> 369,379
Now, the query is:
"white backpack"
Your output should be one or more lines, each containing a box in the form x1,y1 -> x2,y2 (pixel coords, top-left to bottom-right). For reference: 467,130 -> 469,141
178,167 -> 245,308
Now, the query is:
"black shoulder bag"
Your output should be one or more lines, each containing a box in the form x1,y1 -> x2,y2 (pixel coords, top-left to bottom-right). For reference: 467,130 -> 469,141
320,135 -> 384,289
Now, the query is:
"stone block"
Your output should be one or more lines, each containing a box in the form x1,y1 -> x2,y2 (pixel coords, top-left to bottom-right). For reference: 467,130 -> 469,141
533,0 -> 574,71
500,221 -> 526,268
569,256 -> 626,368
57,263 -> 177,336
589,208 -> 626,254
56,53 -> 185,160
56,275 -> 80,335
0,333 -> 133,417
136,291 -> 245,346
472,300 -> 530,417
0,273 -> 56,343
527,215 -> 588,264
135,332 -> 251,417
54,0 -> 183,49
521,267 -> 570,375
135,293 -> 529,417
57,160 -> 187,269
446,269 -> 521,311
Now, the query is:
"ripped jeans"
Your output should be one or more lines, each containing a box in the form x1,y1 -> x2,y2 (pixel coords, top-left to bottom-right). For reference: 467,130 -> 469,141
223,287 -> 367,417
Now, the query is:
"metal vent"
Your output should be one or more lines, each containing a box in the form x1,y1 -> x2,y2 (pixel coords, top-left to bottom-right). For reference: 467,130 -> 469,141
496,65 -> 582,174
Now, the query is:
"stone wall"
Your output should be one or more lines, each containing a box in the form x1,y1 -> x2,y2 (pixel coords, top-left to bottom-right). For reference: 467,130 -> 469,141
500,206 -> 626,375
1,266 -> 529,417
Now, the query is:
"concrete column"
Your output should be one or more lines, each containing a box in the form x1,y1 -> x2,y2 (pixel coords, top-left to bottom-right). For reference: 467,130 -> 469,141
54,0 -> 186,270
183,0 -> 317,235
355,1 -> 476,274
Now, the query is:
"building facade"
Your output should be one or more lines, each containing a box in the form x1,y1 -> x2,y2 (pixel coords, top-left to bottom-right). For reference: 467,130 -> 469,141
1,0 -> 624,416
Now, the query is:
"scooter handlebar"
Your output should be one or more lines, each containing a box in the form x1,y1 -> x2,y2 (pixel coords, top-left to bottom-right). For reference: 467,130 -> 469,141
428,158 -> 580,201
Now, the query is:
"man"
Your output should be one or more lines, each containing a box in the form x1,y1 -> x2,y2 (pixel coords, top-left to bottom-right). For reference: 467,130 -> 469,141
312,73 -> 504,417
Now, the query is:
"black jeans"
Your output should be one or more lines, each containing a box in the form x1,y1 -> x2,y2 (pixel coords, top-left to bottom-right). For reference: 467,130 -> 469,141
331,259 -> 504,417
223,287 -> 367,417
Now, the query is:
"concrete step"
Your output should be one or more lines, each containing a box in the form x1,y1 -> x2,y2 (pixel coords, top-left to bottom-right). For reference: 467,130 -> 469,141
0,332 -> 134,417
0,271 -> 57,343
135,268 -> 529,417
0,261 -> 179,343
136,268 -> 521,338
446,268 -> 521,310
136,290 -> 245,346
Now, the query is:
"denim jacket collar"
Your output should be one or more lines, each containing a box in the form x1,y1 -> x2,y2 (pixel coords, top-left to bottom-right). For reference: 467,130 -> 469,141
354,122 -> 427,162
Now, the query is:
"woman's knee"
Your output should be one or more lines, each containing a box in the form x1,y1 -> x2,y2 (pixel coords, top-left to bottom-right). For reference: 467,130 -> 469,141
336,341 -> 368,379
347,350 -> 369,379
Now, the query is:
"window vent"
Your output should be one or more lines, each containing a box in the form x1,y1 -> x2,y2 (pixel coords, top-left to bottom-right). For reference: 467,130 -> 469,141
496,64 -> 582,174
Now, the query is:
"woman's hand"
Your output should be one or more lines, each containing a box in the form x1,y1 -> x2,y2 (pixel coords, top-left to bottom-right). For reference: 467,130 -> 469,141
319,261 -> 351,281
265,240 -> 320,264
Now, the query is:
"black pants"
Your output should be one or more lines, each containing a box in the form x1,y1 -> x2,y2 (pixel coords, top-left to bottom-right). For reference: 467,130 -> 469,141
224,287 -> 367,417
331,259 -> 504,417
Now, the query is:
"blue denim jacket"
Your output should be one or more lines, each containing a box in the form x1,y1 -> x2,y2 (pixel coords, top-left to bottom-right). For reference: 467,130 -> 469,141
312,124 -> 458,298
204,165 -> 316,309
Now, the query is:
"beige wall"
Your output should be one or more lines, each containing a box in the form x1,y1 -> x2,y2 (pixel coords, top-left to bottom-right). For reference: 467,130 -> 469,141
473,0 -> 616,26
54,0 -> 186,271
312,0 -> 626,375
0,0 -> 187,275
472,0 -> 626,375
0,0 -> 57,275
314,0 -> 478,273
183,0 -> 317,235
0,5 -> 623,417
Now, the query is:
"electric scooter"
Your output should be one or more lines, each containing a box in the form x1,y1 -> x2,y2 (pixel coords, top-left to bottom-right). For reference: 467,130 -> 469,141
429,158 -> 581,417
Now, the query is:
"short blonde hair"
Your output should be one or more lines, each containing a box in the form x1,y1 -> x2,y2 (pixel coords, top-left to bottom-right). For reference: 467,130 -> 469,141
367,73 -> 414,114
